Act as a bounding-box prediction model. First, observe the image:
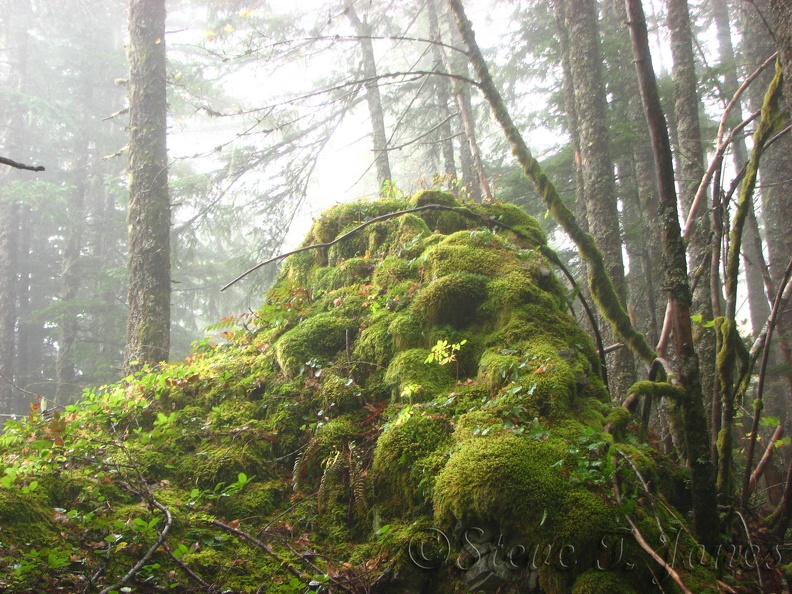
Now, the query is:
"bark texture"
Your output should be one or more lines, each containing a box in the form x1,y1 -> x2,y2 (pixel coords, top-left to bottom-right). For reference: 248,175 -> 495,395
125,0 -> 171,371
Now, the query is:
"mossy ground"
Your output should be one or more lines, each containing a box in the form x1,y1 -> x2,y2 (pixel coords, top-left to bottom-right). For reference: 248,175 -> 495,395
0,193 -> 720,592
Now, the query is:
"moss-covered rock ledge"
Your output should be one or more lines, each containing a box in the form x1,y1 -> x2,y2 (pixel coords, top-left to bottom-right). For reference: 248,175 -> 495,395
0,192 -> 719,592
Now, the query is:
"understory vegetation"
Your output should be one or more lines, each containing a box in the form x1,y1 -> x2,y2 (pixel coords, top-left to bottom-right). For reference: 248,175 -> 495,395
0,192 -> 776,593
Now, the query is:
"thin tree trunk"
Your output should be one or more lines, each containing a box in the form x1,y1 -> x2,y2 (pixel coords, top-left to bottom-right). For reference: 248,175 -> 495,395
442,6 -> 492,202
344,2 -> 392,188
426,0 -> 457,183
623,0 -> 720,547
124,0 -> 171,371
667,0 -> 718,447
56,161 -> 87,402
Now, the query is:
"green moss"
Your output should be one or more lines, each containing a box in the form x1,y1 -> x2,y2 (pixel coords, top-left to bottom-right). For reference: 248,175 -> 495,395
313,257 -> 376,292
318,371 -> 364,415
372,408 -> 453,514
384,348 -> 455,401
274,313 -> 357,377
392,214 -> 431,251
216,481 -> 281,519
409,189 -> 459,208
191,439 -> 272,490
372,255 -> 419,288
433,434 -> 570,537
604,407 -> 631,438
355,311 -> 395,369
571,569 -> 637,594
0,489 -> 55,546
412,272 -> 488,328
389,313 -> 424,351
0,196 -> 719,593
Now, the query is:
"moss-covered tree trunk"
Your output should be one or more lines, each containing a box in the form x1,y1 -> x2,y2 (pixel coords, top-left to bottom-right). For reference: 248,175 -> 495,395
344,2 -> 392,189
667,0 -> 718,445
623,0 -> 720,547
555,0 -> 636,397
124,0 -> 171,372
770,0 -> 792,108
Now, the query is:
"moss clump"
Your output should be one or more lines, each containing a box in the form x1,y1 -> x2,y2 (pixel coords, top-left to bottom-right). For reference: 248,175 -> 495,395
389,313 -> 424,351
433,434 -> 570,537
354,311 -> 395,369
313,257 -> 376,292
571,569 -> 637,594
392,214 -> 432,251
318,371 -> 363,415
274,313 -> 357,377
412,272 -> 488,328
371,407 -> 453,514
384,348 -> 455,401
0,192 -> 721,593
0,489 -> 55,547
409,189 -> 459,208
372,255 -> 419,288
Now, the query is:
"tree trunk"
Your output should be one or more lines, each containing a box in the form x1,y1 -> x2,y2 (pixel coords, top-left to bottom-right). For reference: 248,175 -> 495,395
624,0 -> 720,548
743,0 -> 792,447
344,2 -> 392,189
666,0 -> 717,434
770,0 -> 792,109
426,0 -> 457,184
556,0 -> 636,397
125,0 -> 171,371
56,161 -> 87,402
442,6 -> 492,202
0,0 -> 32,415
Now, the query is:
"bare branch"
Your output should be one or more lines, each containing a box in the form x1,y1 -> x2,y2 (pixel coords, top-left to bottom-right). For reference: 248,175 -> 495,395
0,156 -> 44,171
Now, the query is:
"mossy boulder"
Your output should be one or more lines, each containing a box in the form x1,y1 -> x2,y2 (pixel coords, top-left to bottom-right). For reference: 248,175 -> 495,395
0,192 -> 719,593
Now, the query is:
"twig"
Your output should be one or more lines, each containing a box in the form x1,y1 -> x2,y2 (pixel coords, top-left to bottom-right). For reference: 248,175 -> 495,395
212,519 -> 304,580
163,541 -> 217,591
97,494 -> 173,594
612,455 -> 693,593
734,510 -> 763,590
0,156 -> 45,171
741,255 -> 792,505
102,107 -> 129,121
683,51 -> 777,238
749,424 -> 783,498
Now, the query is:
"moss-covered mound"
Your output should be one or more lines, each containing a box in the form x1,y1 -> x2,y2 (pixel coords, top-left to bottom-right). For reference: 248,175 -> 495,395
0,192 -> 719,593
